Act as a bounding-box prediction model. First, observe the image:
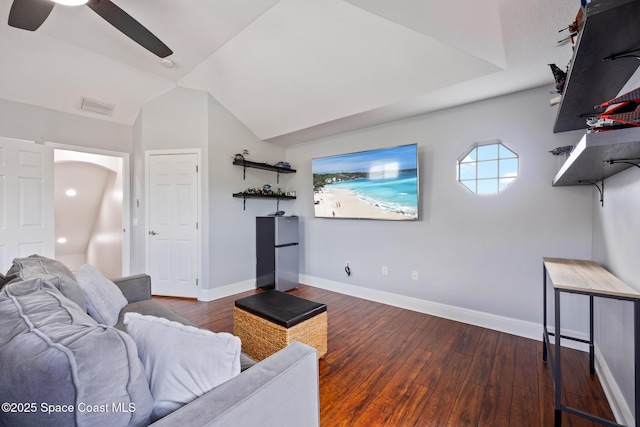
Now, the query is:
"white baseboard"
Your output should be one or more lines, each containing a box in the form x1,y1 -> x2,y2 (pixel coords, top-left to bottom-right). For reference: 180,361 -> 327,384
595,345 -> 634,426
198,279 -> 255,302
300,274 -> 589,352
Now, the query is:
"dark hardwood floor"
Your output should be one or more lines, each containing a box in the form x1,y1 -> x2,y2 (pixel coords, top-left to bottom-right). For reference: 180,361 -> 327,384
156,285 -> 616,426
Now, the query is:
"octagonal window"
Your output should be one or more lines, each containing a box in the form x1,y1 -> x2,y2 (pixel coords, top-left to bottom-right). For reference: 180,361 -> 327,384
458,141 -> 518,194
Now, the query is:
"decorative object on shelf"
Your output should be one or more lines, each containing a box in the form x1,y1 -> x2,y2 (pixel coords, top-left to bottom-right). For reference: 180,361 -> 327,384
549,145 -> 574,156
275,161 -> 291,169
549,64 -> 567,94
557,7 -> 583,45
233,149 -> 250,162
586,86 -> 640,131
548,62 -> 570,106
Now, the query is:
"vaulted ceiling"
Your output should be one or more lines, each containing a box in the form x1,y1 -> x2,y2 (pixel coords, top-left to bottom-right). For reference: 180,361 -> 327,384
0,0 -> 577,145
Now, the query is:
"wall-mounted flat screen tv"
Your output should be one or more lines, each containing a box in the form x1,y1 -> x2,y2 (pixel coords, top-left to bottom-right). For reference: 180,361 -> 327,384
312,144 -> 419,220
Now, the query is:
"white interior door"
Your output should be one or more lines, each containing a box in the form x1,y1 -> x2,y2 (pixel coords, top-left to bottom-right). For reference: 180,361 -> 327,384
147,152 -> 199,297
0,137 -> 54,271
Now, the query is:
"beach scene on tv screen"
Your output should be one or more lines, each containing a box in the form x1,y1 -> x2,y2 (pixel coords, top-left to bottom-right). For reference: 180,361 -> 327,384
313,144 -> 418,220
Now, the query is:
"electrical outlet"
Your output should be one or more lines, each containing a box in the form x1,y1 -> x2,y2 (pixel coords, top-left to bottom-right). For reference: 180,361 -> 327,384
412,271 -> 418,281
382,266 -> 388,276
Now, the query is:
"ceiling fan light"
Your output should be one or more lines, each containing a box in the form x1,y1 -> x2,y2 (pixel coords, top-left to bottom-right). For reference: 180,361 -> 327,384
52,0 -> 89,6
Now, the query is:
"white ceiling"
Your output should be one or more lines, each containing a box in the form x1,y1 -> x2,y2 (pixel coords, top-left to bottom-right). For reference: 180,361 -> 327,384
0,0 -> 577,145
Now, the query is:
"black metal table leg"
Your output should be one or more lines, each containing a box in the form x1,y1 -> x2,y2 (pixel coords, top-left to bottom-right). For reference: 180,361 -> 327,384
635,300 -> 640,427
543,265 -> 548,362
589,295 -> 595,375
555,288 -> 562,427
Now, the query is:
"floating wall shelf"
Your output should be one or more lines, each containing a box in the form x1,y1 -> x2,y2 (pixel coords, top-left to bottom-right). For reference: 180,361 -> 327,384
553,0 -> 640,133
233,159 -> 296,183
553,127 -> 640,186
232,193 -> 296,211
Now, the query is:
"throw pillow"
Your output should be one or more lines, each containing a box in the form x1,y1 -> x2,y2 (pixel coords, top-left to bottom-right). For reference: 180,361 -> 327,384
0,278 -> 153,427
76,264 -> 128,326
6,254 -> 86,311
123,312 -> 242,420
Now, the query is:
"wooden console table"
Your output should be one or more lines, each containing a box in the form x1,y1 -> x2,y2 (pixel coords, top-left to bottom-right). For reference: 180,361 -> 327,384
542,257 -> 640,427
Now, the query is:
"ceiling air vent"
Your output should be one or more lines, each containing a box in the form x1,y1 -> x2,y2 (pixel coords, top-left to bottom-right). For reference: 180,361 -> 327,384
78,97 -> 115,116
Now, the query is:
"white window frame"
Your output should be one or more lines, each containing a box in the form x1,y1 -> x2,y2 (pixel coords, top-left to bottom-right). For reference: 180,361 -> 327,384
457,140 -> 519,195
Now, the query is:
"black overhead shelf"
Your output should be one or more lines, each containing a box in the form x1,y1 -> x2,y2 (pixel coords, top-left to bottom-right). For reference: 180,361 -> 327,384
553,0 -> 640,133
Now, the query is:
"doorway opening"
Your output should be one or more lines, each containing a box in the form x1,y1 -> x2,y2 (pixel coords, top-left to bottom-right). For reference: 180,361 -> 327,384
52,146 -> 130,278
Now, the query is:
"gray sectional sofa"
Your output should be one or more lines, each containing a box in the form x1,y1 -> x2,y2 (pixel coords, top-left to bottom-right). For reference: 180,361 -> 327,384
0,255 -> 320,427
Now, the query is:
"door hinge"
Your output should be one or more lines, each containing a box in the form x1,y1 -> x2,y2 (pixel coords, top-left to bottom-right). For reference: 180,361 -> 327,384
196,222 -> 199,230
196,165 -> 199,173
196,279 -> 199,287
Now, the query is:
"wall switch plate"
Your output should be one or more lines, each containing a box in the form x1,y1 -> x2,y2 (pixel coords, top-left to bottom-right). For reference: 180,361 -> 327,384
382,266 -> 388,276
412,271 -> 418,281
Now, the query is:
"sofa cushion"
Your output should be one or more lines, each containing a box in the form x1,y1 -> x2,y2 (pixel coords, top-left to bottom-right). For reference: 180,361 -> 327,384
0,278 -> 153,427
116,299 -> 257,372
76,264 -> 128,326
6,254 -> 86,312
124,312 -> 242,421
116,299 -> 198,331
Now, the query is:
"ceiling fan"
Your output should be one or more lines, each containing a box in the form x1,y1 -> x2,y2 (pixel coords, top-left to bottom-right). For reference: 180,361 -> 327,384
8,0 -> 173,58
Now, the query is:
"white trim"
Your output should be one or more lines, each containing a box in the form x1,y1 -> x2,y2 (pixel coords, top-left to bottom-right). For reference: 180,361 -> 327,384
198,279 -> 255,302
300,274 -> 589,351
595,345 -> 633,426
144,149 -> 202,297
46,142 -> 131,276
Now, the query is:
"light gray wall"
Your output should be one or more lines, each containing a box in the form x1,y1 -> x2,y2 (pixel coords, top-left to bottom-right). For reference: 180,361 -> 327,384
0,98 -> 132,151
589,68 -> 640,420
286,86 -> 593,332
206,95 -> 288,289
592,165 -> 640,417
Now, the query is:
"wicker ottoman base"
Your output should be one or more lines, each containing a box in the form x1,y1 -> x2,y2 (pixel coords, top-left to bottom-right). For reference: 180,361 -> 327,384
233,306 -> 327,361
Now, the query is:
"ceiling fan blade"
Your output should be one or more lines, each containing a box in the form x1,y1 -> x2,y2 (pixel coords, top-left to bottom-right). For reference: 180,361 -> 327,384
86,0 -> 173,58
8,0 -> 55,31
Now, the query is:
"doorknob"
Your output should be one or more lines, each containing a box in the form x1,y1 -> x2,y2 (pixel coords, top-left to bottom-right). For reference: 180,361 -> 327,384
148,230 -> 158,235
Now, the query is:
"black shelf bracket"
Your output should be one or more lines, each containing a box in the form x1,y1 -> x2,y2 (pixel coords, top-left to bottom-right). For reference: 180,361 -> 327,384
603,48 -> 640,62
604,158 -> 640,169
579,180 -> 604,207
